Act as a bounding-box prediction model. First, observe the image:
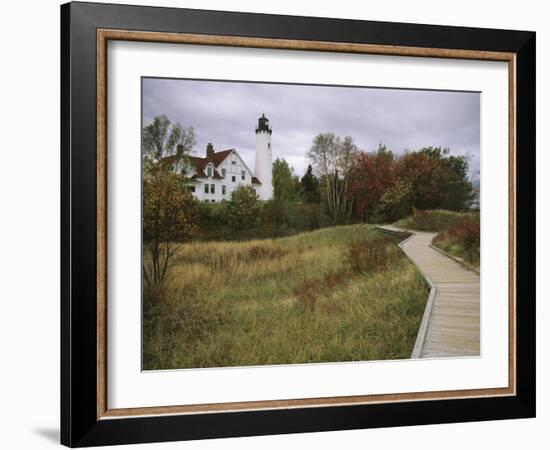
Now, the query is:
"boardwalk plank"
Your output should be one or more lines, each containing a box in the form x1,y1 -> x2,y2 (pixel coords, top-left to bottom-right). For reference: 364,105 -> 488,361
379,226 -> 480,358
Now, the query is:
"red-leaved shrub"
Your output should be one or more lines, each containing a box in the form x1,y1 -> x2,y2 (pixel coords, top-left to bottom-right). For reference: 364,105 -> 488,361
344,237 -> 399,274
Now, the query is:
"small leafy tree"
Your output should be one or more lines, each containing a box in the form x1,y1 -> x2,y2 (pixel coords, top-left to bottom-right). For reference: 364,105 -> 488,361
228,185 -> 261,231
272,158 -> 295,203
142,166 -> 198,287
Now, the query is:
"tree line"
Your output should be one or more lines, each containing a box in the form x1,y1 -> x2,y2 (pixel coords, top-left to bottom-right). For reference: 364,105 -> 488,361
274,132 -> 475,225
141,115 -> 476,286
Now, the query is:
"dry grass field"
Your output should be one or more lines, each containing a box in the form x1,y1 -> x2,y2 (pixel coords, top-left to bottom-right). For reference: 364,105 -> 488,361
143,224 -> 428,370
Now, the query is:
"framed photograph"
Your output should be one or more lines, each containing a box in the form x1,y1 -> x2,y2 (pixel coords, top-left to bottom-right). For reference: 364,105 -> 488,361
61,1 -> 535,447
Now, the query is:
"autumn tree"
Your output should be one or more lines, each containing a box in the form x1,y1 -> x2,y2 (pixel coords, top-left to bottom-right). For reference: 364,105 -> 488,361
307,133 -> 357,223
142,167 -> 198,287
347,143 -> 395,222
142,115 -> 199,288
395,147 -> 474,211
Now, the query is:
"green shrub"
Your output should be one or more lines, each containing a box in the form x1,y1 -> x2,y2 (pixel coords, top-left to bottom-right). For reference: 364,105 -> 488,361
262,200 -> 290,237
228,185 -> 261,232
374,180 -> 413,223
196,198 -> 324,241
197,201 -> 229,225
287,202 -> 321,231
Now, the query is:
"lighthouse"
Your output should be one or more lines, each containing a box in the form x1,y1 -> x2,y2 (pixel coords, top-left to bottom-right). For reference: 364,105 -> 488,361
254,114 -> 273,200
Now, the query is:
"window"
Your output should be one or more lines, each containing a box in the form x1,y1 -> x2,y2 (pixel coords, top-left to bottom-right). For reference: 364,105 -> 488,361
267,142 -> 271,149
204,184 -> 209,194
222,185 -> 226,195
210,184 -> 215,194
207,165 -> 213,177
188,186 -> 195,193
221,168 -> 226,177
241,170 -> 245,180
232,176 -> 236,182
211,199 -> 215,203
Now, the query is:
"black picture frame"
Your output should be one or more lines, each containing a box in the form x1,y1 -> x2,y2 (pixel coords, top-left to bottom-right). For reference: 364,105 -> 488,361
61,1 -> 535,447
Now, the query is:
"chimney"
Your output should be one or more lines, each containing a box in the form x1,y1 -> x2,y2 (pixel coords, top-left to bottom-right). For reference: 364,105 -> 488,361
206,143 -> 214,158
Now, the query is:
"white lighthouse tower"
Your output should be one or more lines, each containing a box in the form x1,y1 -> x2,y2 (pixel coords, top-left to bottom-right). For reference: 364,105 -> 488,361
254,114 -> 273,200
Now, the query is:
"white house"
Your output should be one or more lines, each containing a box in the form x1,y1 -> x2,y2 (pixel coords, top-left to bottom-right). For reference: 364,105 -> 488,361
167,114 -> 274,202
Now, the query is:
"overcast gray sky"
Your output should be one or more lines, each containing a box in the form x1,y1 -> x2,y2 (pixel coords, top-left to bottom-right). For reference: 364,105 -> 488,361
142,77 -> 480,178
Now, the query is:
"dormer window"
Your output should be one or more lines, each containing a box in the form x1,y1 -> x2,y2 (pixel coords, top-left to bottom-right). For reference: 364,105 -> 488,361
206,164 -> 213,177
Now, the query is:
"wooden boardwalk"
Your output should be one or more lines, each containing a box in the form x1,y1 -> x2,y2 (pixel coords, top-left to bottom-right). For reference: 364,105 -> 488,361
379,226 -> 480,358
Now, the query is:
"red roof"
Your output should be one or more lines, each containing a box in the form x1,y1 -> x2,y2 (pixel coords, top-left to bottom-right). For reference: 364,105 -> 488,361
162,148 -> 254,182
161,148 -> 234,168
185,148 -> 235,180
191,168 -> 206,178
189,149 -> 234,170
191,168 -> 223,180
159,154 -> 179,165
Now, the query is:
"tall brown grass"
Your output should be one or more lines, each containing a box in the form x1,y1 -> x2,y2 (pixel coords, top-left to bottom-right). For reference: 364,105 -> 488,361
432,218 -> 480,267
142,224 -> 428,370
344,237 -> 400,274
395,208 -> 479,232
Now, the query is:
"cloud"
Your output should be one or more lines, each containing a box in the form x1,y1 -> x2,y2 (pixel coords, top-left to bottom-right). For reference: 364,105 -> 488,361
143,78 -> 480,177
